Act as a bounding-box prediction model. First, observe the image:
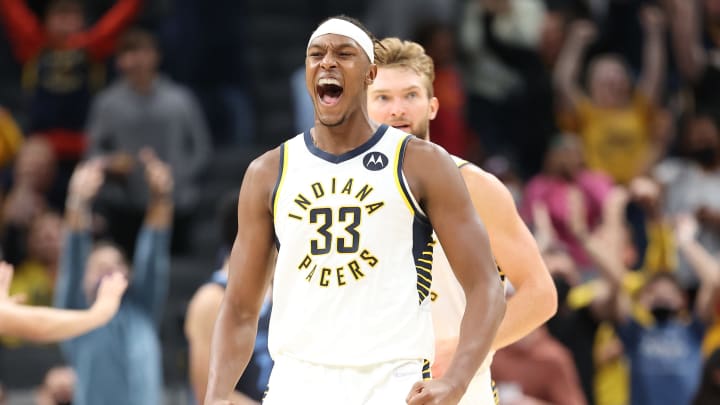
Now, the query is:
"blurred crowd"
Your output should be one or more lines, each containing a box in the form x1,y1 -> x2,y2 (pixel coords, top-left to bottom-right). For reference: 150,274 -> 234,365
0,0 -> 720,404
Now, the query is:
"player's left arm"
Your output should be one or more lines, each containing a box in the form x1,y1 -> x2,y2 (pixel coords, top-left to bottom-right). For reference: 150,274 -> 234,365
404,140 -> 506,404
461,165 -> 557,350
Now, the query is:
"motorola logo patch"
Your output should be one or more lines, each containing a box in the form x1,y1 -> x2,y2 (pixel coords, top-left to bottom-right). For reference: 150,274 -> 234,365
363,152 -> 388,171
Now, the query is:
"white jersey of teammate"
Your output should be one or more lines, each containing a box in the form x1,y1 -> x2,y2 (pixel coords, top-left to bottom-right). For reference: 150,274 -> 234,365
270,124 -> 435,369
430,156 -> 504,405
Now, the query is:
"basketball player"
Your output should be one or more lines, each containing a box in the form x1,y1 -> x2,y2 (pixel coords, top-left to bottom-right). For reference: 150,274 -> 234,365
0,261 -> 127,342
186,194 -> 272,405
367,38 -> 557,405
205,16 -> 505,405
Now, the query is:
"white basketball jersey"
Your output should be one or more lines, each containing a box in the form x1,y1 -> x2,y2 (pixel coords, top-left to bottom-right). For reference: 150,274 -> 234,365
430,156 -> 506,375
270,125 -> 435,367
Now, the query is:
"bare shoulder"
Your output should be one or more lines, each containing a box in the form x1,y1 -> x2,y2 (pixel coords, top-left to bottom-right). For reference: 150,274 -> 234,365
402,138 -> 461,201
404,137 -> 451,162
459,164 -> 514,202
403,138 -> 456,182
246,146 -> 282,184
242,146 -> 283,208
185,283 -> 225,336
188,283 -> 225,311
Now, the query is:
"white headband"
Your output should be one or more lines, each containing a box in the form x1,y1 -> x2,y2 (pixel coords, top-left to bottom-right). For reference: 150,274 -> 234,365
308,18 -> 374,63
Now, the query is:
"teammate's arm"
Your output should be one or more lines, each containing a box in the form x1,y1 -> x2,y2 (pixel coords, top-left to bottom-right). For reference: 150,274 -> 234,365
404,140 -> 506,404
462,166 -> 557,351
204,151 -> 279,405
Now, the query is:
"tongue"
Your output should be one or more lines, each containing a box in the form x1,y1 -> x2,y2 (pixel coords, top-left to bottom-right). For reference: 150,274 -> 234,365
322,93 -> 341,106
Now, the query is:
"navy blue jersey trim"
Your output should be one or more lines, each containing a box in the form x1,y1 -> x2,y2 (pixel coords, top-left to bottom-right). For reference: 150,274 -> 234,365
303,124 -> 388,164
397,135 -> 429,223
271,143 -> 286,250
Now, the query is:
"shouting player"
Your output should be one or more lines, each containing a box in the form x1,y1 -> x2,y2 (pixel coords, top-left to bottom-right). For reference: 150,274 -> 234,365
205,16 -> 505,405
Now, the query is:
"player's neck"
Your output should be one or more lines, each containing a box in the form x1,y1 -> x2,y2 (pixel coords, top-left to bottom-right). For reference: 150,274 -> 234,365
312,111 -> 377,155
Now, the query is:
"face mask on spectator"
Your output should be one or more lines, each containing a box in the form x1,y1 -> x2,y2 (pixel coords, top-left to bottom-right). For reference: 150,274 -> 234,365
650,304 -> 678,324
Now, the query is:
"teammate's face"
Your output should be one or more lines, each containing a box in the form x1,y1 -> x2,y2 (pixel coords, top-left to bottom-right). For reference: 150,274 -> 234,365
306,34 -> 376,128
367,66 -> 438,140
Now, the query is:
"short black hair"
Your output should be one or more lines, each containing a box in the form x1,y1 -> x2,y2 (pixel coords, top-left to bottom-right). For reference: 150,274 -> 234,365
90,240 -> 130,269
641,272 -> 684,295
46,0 -> 83,16
118,27 -> 159,54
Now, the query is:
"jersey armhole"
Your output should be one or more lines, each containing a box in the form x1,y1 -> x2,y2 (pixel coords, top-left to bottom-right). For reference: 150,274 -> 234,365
394,135 -> 429,221
271,142 -> 289,223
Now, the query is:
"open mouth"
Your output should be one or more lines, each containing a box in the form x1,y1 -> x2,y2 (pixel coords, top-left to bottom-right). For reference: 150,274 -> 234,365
317,78 -> 344,106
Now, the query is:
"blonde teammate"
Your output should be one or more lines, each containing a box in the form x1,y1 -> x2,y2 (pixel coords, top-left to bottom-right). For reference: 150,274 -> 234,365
368,37 -> 557,405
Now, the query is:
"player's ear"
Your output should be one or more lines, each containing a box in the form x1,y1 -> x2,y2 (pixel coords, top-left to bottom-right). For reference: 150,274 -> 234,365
365,64 -> 377,86
428,96 -> 439,121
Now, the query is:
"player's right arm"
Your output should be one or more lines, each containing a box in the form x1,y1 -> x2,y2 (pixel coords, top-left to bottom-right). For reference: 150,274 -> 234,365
204,150 -> 279,405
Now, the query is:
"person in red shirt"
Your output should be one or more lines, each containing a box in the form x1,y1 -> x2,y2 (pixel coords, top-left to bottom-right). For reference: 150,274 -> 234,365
0,0 -> 141,162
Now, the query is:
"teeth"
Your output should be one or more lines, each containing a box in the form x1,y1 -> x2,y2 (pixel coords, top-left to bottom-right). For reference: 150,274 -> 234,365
318,78 -> 341,87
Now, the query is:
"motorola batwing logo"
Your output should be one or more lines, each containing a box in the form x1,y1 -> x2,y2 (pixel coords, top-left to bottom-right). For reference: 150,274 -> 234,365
363,152 -> 388,171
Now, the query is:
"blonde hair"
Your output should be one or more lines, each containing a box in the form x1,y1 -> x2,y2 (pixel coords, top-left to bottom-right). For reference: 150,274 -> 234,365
374,37 -> 435,97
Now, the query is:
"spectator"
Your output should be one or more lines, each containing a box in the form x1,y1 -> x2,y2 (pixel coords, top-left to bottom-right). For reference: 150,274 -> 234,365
364,0 -> 455,40
588,211 -> 720,405
655,113 -> 720,287
415,22 -> 479,161
54,150 -> 172,405
0,106 -> 22,170
35,366 -> 75,405
553,6 -> 666,185
8,211 -> 62,308
666,0 -> 720,125
491,325 -> 588,405
522,133 -> 615,271
458,0 -> 547,176
694,348 -> 720,405
0,0 -> 142,186
1,137 -> 57,266
86,28 -> 210,254
185,193 -> 272,405
540,186 -> 638,404
0,261 -> 127,342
